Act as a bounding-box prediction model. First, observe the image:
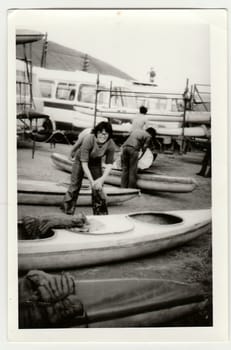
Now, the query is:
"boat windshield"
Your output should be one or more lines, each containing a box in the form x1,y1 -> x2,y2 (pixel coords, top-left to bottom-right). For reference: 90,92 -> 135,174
78,84 -> 137,109
146,96 -> 184,113
112,87 -> 137,109
78,84 -> 109,106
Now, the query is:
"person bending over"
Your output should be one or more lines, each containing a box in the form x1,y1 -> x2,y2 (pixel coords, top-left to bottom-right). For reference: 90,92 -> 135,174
120,117 -> 154,188
63,122 -> 116,215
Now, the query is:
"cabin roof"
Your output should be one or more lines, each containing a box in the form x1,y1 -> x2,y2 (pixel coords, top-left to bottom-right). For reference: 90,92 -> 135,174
31,66 -> 134,89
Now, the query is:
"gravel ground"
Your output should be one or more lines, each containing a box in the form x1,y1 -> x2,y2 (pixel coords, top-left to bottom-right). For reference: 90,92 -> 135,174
17,140 -> 212,327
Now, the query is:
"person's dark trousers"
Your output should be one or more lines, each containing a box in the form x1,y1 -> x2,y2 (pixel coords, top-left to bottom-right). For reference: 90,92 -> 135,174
197,144 -> 211,177
63,158 -> 102,213
121,146 -> 139,188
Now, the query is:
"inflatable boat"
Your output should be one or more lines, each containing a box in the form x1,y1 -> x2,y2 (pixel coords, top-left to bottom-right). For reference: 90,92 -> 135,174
51,153 -> 197,193
18,179 -> 140,206
18,209 -> 211,271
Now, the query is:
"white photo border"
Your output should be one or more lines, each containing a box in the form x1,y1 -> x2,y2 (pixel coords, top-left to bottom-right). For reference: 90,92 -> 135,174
2,0 -> 230,348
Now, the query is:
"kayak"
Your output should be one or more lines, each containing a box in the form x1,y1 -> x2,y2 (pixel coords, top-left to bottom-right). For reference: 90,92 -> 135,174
72,278 -> 209,327
104,168 -> 197,193
18,208 -> 211,271
51,153 -> 197,193
18,179 -> 140,206
19,277 -> 209,328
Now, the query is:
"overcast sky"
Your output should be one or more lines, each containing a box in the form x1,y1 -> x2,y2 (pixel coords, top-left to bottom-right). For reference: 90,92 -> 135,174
10,9 -> 225,91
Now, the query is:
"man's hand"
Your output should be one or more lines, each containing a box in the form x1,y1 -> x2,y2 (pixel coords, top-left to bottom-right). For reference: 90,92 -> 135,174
92,177 -> 104,190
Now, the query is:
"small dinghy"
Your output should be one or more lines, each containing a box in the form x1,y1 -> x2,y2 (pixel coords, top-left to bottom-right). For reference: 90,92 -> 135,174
51,153 -> 197,193
19,274 -> 209,328
18,209 -> 211,271
18,179 -> 140,206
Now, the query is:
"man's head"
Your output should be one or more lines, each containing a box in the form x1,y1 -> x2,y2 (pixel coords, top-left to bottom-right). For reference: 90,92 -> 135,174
139,106 -> 148,115
146,127 -> 156,140
93,121 -> 113,144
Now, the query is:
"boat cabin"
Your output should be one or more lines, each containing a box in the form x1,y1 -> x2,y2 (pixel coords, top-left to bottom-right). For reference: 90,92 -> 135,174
31,67 -> 138,137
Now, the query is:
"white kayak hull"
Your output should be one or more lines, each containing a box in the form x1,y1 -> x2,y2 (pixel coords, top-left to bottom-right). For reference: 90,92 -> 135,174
18,179 -> 140,206
18,209 -> 211,271
51,153 -> 197,193
104,168 -> 197,192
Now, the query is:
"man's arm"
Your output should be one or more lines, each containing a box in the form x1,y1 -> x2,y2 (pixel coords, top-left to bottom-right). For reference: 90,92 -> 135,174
139,134 -> 152,159
93,163 -> 113,190
70,128 -> 91,159
70,139 -> 82,159
81,162 -> 94,187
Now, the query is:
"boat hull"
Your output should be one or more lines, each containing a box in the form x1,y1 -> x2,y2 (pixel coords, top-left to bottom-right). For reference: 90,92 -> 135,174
51,153 -> 197,193
147,111 -> 211,124
18,179 -> 140,206
18,209 -> 211,271
156,125 -> 210,137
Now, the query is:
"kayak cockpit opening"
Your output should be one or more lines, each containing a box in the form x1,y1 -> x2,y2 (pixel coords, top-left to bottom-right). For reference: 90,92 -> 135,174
128,212 -> 182,225
18,222 -> 55,240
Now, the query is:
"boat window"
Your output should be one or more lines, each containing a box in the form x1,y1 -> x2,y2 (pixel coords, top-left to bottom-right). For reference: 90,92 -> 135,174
98,90 -> 109,106
110,87 -> 122,108
78,84 -> 108,106
56,82 -> 77,100
148,97 -> 168,112
122,88 -> 137,109
157,98 -> 168,111
78,85 -> 95,104
172,98 -> 184,112
110,87 -> 136,109
39,79 -> 55,98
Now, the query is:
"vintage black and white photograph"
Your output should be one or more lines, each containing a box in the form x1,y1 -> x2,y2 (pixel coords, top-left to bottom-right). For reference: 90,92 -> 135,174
7,6 -> 228,342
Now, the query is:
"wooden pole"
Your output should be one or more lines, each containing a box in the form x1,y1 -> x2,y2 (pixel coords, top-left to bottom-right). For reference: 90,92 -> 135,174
109,81 -> 112,108
181,78 -> 189,153
93,73 -> 100,127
